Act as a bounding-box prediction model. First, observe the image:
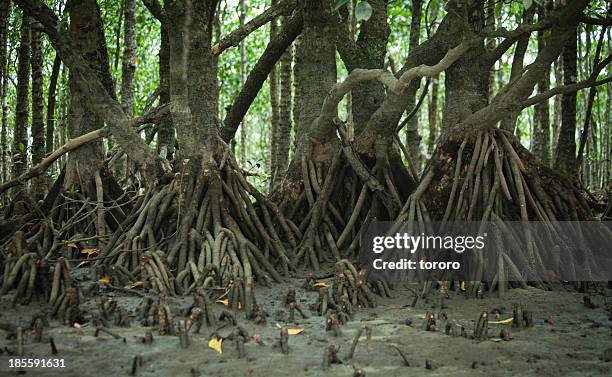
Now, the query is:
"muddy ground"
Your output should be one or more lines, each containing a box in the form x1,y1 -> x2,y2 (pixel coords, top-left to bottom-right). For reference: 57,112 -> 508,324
1,268 -> 611,377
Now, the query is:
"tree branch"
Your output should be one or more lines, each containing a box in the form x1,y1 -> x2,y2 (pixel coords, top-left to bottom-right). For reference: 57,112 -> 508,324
212,0 -> 296,56
221,12 -> 302,142
142,0 -> 165,22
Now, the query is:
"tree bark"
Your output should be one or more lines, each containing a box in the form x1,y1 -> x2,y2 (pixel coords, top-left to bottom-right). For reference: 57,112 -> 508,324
239,0 -> 248,168
12,12 -> 31,179
0,0 -> 10,184
271,16 -> 293,186
531,23 -> 551,166
45,53 -> 61,178
120,0 -> 137,115
269,0 -> 280,171
405,0 -> 422,168
554,28 -> 578,174
427,76 -> 438,155
31,23 -> 45,197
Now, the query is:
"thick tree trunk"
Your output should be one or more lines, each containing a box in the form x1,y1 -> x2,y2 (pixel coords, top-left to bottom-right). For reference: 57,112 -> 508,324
554,28 -> 577,174
271,17 -> 293,186
405,0 -> 422,168
64,0 -> 117,196
0,0 -> 10,184
31,24 -> 45,197
12,13 -> 31,180
120,0 -> 137,115
532,27 -> 551,166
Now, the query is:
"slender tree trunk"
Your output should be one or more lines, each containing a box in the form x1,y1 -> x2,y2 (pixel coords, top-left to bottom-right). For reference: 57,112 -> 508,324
554,28 -> 577,174
405,0 -> 423,168
31,23 -> 45,197
0,0 -> 10,185
427,76 -> 438,155
239,0 -> 248,168
604,83 -> 611,189
532,25 -> 551,166
157,21 -> 174,159
552,57 -> 562,154
269,0 -> 279,171
120,0 -> 136,115
12,13 -> 31,180
46,53 -> 61,180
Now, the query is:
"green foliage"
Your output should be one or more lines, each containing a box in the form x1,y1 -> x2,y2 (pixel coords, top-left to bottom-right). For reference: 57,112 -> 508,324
355,1 -> 373,22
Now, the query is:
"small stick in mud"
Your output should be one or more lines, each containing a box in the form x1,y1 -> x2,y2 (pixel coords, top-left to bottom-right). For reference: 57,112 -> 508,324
365,325 -> 372,351
179,320 -> 190,348
141,330 -> 154,344
425,312 -> 436,332
326,312 -> 342,337
16,326 -> 23,356
130,355 -> 143,376
32,317 -> 44,342
322,344 -> 342,370
49,337 -> 59,354
347,325 -> 369,359
389,345 -> 410,366
512,303 -> 524,330
474,310 -> 488,341
425,360 -> 433,370
279,325 -> 289,354
522,310 -> 534,328
318,286 -> 330,315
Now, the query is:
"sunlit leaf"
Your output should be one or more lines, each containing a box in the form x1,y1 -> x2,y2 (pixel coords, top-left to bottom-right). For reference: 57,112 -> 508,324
208,337 -> 223,353
287,328 -> 304,335
355,1 -> 373,22
99,276 -> 110,284
66,242 -> 78,248
313,282 -> 328,288
80,248 -> 99,257
488,317 -> 513,325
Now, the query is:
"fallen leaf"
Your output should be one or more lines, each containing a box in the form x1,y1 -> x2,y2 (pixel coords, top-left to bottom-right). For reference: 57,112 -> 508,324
76,260 -> 91,268
66,242 -> 78,249
313,282 -> 327,288
99,276 -> 110,284
81,248 -> 99,257
489,317 -> 513,325
460,281 -> 466,291
215,299 -> 229,306
544,318 -> 555,325
208,337 -> 223,354
287,328 -> 304,335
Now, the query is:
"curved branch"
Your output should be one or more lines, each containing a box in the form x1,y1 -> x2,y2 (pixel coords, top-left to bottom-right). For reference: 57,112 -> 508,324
221,13 -> 302,142
212,0 -> 296,56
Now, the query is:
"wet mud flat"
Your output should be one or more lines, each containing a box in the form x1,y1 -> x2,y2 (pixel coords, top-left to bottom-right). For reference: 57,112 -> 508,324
1,275 -> 611,377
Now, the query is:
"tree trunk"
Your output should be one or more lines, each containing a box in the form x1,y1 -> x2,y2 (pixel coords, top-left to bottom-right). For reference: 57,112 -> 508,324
531,26 -> 551,166
0,0 -> 10,184
157,19 -> 175,160
12,12 -> 31,180
427,76 -> 438,155
271,16 -> 293,187
31,23 -> 45,198
405,0 -> 422,168
239,0 -> 248,168
269,0 -> 280,171
64,0 -> 116,195
46,53 -> 61,180
120,0 -> 137,115
552,57 -> 562,153
554,28 -> 577,174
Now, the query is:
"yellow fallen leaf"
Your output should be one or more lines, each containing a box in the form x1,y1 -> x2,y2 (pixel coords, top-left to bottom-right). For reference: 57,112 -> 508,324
66,242 -> 78,249
208,337 -> 223,353
489,317 -> 513,325
81,248 -> 99,257
287,328 -> 304,335
313,282 -> 327,288
99,276 -> 110,284
215,299 -> 229,306
460,281 -> 466,291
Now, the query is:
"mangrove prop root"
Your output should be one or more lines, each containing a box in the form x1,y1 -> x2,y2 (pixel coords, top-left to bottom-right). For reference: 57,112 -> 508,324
322,344 -> 342,370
